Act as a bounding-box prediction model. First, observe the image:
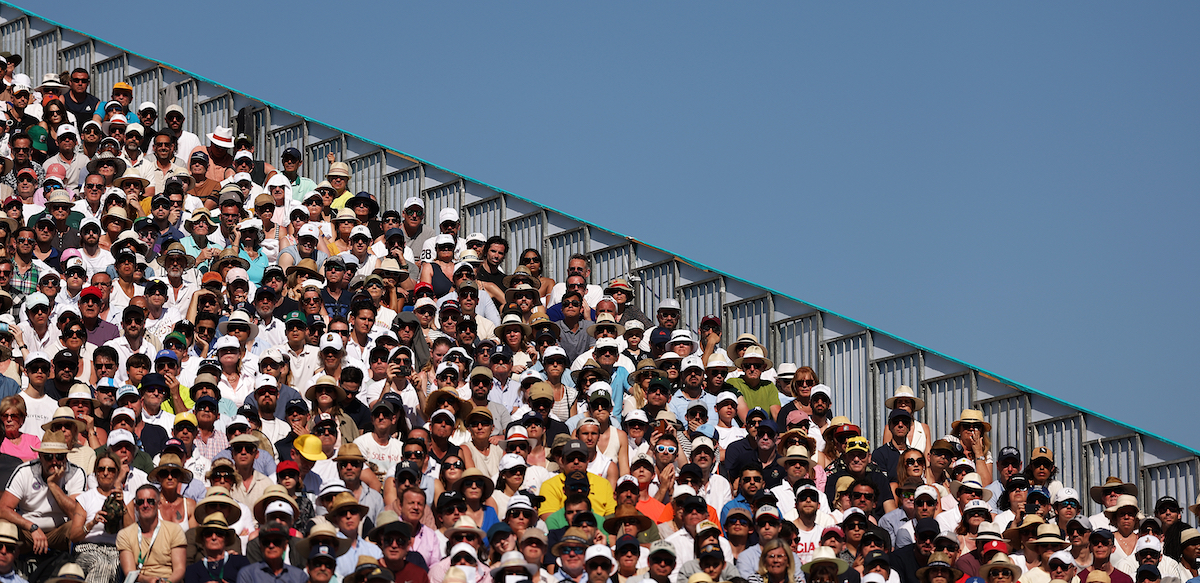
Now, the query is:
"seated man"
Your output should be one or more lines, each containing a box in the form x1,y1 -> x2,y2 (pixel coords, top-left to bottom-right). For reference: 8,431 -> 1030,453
117,484 -> 186,583
0,430 -> 86,554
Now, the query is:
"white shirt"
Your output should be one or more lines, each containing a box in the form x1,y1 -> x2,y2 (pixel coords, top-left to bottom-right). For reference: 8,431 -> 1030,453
272,342 -> 320,391
102,335 -> 156,384
353,433 -> 404,477
548,282 -> 603,307
17,322 -> 59,356
8,460 -> 86,529
19,391 -> 58,439
259,417 -> 289,445
141,407 -> 174,433
78,247 -> 114,280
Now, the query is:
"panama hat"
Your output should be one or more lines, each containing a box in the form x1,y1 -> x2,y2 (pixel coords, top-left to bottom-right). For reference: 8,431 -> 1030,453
495,314 -> 532,339
41,406 -> 87,434
1104,494 -> 1143,520
951,409 -> 991,433
195,486 -> 243,523
455,468 -> 495,501
446,516 -> 486,541
950,473 -> 994,502
734,344 -> 773,370
978,554 -> 1020,580
305,375 -> 347,403
1024,524 -> 1069,549
1002,514 -> 1045,543
1089,476 -> 1138,504
286,258 -> 324,282
195,512 -> 238,547
113,168 -> 149,190
45,563 -> 87,583
32,430 -> 73,454
294,521 -> 352,558
917,552 -> 963,583
602,504 -> 654,534
253,484 -> 300,524
802,546 -> 848,575
587,313 -> 625,338
148,453 -> 193,484
885,385 -> 926,411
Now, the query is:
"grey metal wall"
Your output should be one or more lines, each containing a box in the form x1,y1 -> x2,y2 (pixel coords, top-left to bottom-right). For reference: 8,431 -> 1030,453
4,1 -> 1196,507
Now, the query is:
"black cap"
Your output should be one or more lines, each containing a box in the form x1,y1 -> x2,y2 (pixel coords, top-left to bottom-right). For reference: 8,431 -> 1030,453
237,403 -> 259,421
52,349 -> 79,363
681,495 -> 707,511
396,461 -> 421,480
864,550 -> 890,568
914,517 -> 940,535
998,446 -> 1022,462
1154,496 -> 1181,512
888,408 -> 913,421
436,491 -> 464,510
678,463 -> 702,479
139,372 -> 168,391
615,534 -> 639,552
1090,528 -> 1115,543
1136,565 -> 1161,581
565,472 -> 590,493
285,398 -> 308,414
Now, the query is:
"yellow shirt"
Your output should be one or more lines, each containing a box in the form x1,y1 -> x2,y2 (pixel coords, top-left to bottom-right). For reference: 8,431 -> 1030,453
538,471 -> 616,518
116,520 -> 187,579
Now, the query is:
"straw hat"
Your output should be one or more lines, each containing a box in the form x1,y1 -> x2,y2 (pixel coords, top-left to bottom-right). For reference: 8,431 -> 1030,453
495,314 -> 532,339
586,313 -> 625,338
286,258 -> 324,282
490,550 -> 539,579
195,486 -> 243,523
1103,494 -> 1143,520
1089,476 -> 1138,504
455,468 -> 496,501
148,453 -> 193,484
885,385 -> 926,411
917,552 -> 963,583
217,310 -> 259,340
822,416 -> 860,441
45,563 -> 86,583
734,345 -> 773,370
503,283 -> 538,304
501,266 -> 538,289
32,430 -> 73,454
113,168 -> 149,189
422,388 -> 467,421
1002,514 -> 1045,543
327,492 -> 368,517
978,554 -> 1020,580
949,473 -> 994,502
602,504 -> 654,534
1024,524 -> 1069,549
571,359 -> 612,385
40,406 -> 86,434
305,375 -> 348,403
195,511 -> 238,547
253,484 -> 300,524
801,546 -> 848,574
293,521 -> 352,558
366,511 -> 412,544
551,527 -> 590,556
445,515 -> 486,541
951,409 -> 991,433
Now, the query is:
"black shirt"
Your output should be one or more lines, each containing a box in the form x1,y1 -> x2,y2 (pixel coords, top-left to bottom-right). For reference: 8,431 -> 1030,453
889,543 -> 929,583
272,297 -> 301,320
184,553 -> 251,583
62,92 -> 100,128
872,442 -> 906,483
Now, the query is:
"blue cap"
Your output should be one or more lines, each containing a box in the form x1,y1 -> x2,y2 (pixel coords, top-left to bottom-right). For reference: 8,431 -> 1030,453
140,373 -> 168,391
759,419 -> 779,435
282,147 -> 302,161
195,395 -> 219,409
746,407 -> 769,421
308,543 -> 335,560
384,228 -> 404,241
154,349 -> 179,363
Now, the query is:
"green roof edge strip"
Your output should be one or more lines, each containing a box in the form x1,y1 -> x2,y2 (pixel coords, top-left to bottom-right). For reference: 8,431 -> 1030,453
11,2 -> 1196,457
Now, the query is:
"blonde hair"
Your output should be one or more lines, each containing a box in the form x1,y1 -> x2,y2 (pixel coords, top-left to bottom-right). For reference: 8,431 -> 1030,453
757,538 -> 795,582
0,395 -> 25,417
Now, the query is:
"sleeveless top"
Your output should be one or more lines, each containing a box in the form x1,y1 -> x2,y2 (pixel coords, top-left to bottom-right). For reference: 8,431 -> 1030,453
598,425 -> 621,461
431,263 -> 453,297
907,422 -> 928,453
465,441 -> 502,478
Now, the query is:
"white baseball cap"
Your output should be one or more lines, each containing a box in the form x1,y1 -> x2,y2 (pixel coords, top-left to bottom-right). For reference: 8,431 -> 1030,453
438,207 -> 459,224
403,197 -> 424,210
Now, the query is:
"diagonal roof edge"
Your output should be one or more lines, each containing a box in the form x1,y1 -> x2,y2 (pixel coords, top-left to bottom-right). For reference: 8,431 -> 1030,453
9,1 -> 1196,456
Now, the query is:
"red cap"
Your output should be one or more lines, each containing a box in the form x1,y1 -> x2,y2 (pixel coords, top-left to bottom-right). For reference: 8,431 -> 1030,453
276,460 -> 300,475
16,168 -> 36,178
413,281 -> 433,293
982,540 -> 1008,555
80,286 -> 103,300
701,315 -> 722,327
201,271 -> 224,285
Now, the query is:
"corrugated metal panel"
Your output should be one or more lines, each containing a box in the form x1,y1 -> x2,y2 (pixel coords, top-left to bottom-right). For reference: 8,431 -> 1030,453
349,151 -> 383,196
26,28 -> 58,80
196,93 -> 231,141
822,332 -> 874,441
872,352 -> 922,440
173,80 -> 197,135
773,312 -> 822,372
249,108 -> 269,160
591,243 -> 631,287
1143,459 -> 1200,515
384,166 -> 422,213
921,371 -> 973,440
634,260 -> 676,317
58,40 -> 91,77
680,278 -> 724,335
1032,414 -> 1084,497
978,394 -> 1028,462
464,196 -> 502,240
1085,435 -> 1140,515
91,54 -> 125,100
0,18 -> 25,56
128,67 -> 159,113
725,294 -> 769,348
270,123 -> 305,171
547,228 -> 587,282
503,212 -> 544,273
424,180 -> 464,232
306,137 -> 342,184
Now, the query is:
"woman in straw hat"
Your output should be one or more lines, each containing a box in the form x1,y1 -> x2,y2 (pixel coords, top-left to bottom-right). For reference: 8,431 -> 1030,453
0,395 -> 39,460
181,207 -> 223,266
918,552 -> 964,583
456,467 -> 499,537
141,453 -> 195,529
979,553 -> 1021,583
951,409 -> 994,485
799,545 -> 847,583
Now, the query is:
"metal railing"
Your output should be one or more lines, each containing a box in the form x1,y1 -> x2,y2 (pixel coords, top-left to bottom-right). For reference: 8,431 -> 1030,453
2,1 -> 1196,505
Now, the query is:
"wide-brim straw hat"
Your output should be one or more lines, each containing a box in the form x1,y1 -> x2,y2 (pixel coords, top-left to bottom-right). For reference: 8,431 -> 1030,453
195,511 -> 238,547
951,409 -> 991,432
602,504 -> 654,534
305,375 -> 348,403
196,487 -> 243,523
1023,524 -> 1069,549
422,388 -> 468,421
1103,494 -> 1144,520
445,516 -> 486,541
113,169 -> 149,189
1002,514 -> 1044,543
86,153 -> 127,176
734,345 -> 773,370
293,521 -> 352,558
885,385 -> 926,411
587,314 -> 625,338
801,546 -> 848,575
978,554 -> 1020,580
286,258 -> 325,282
40,406 -> 86,435
1089,476 -> 1138,504
917,552 -> 963,583
148,453 -> 194,484
496,314 -> 532,338
455,468 -> 496,501
253,484 -> 300,524
32,430 -> 73,454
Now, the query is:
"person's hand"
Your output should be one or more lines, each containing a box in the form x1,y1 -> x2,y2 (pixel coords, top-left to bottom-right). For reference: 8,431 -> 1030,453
703,329 -> 720,349
326,152 -> 336,164
658,463 -> 675,486
289,417 -> 309,436
47,464 -> 67,486
592,528 -> 607,545
93,508 -> 110,528
30,527 -> 47,554
687,417 -> 703,432
511,364 -> 527,374
489,435 -> 502,446
163,370 -> 181,396
11,325 -> 23,347
386,362 -> 401,383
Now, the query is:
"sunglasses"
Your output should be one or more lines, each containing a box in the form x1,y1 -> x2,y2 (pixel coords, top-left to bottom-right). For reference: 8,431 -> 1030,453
655,444 -> 677,455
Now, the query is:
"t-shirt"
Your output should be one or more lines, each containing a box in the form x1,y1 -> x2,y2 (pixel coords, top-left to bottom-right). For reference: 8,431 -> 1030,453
353,433 -> 405,477
76,488 -> 119,544
727,377 -> 781,412
116,520 -> 187,580
19,392 -> 59,440
6,460 -> 87,529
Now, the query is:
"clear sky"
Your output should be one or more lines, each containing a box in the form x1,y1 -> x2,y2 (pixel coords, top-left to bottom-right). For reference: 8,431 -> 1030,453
30,1 -> 1200,448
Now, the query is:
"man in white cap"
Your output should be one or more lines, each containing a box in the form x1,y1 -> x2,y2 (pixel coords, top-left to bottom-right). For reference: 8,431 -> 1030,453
398,197 -> 432,262
419,207 -> 466,264
191,125 -> 235,183
160,104 -> 202,168
44,123 -> 87,189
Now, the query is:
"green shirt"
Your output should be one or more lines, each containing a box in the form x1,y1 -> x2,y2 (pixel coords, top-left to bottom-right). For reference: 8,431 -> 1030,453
726,377 -> 781,412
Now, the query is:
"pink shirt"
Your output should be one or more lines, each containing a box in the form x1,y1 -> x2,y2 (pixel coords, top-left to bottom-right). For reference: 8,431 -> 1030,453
1,434 -> 40,461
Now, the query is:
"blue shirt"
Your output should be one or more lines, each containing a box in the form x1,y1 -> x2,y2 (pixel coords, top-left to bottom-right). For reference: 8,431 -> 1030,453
335,537 -> 382,578
239,249 -> 269,285
235,561 -> 306,583
720,493 -> 752,526
668,388 -> 717,427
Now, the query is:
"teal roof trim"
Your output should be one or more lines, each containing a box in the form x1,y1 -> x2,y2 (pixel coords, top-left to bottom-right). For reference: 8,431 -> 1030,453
10,2 -> 1196,457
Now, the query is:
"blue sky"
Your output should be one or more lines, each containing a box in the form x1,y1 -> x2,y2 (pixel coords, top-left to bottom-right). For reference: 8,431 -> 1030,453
32,1 -> 1200,448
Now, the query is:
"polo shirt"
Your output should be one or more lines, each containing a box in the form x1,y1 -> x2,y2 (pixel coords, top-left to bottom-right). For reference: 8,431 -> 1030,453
538,471 -> 616,518
7,460 -> 86,528
726,377 -> 780,412
234,561 -> 307,583
115,520 -> 187,581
